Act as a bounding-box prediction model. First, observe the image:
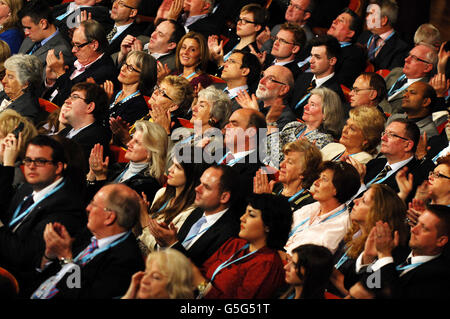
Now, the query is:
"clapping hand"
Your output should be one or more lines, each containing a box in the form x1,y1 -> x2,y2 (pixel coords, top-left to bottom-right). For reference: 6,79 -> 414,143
88,144 -> 109,181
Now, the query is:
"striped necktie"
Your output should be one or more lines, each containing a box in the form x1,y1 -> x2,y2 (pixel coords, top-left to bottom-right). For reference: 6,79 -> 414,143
371,165 -> 391,184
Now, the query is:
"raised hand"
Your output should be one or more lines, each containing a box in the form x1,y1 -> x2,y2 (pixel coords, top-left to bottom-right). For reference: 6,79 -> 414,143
374,221 -> 398,259
1,133 -> 21,166
235,89 -> 259,110
88,143 -> 109,181
395,166 -> 413,201
46,49 -> 66,77
109,116 -> 132,145
256,26 -> 271,50
253,168 -> 276,194
147,218 -> 178,247
121,271 -> 145,299
102,80 -> 115,101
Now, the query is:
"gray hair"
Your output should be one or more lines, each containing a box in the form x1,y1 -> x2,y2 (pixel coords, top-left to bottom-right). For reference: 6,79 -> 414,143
198,86 -> 232,129
414,24 -> 441,48
105,185 -> 141,230
310,87 -> 345,139
380,0 -> 399,26
4,54 -> 43,91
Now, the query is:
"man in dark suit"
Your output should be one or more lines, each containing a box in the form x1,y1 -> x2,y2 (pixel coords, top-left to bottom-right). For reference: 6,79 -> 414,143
58,82 -> 111,167
0,135 -> 86,294
357,0 -> 410,72
289,35 -> 345,118
52,0 -> 114,42
180,0 -> 220,38
18,1 -> 75,73
264,22 -> 306,81
351,118 -> 434,202
106,0 -> 144,55
30,183 -> 145,299
212,49 -> 261,112
44,19 -> 118,107
326,8 -> 366,88
147,164 -> 241,267
350,204 -> 450,299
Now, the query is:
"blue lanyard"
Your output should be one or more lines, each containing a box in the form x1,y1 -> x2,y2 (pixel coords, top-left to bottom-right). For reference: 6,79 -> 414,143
340,42 -> 351,48
180,134 -> 195,144
223,44 -> 239,62
210,243 -> 259,282
335,248 -> 350,269
182,224 -> 211,246
432,148 -> 449,163
366,167 -> 392,186
395,262 -> 424,272
219,151 -> 241,166
9,180 -> 66,228
366,31 -> 395,56
295,127 -> 314,139
110,90 -> 140,109
295,93 -> 311,110
289,206 -> 347,238
74,232 -> 131,266
180,71 -> 197,80
278,188 -> 306,203
387,74 -> 408,97
156,200 -> 170,213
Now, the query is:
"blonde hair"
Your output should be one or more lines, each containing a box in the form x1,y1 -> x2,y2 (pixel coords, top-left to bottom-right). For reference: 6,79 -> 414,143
414,23 -> 441,49
0,109 -> 37,158
146,249 -> 194,299
348,106 -> 385,154
0,39 -> 11,77
134,120 -> 168,185
161,75 -> 194,113
0,0 -> 22,31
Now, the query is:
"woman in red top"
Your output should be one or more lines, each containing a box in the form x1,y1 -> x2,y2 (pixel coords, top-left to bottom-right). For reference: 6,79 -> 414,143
193,193 -> 293,299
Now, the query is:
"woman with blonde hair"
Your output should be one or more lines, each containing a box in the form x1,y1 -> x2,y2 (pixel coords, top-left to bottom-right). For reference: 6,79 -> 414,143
122,248 -> 194,299
329,184 -> 409,297
321,106 -> 386,164
86,121 -> 168,204
0,0 -> 23,54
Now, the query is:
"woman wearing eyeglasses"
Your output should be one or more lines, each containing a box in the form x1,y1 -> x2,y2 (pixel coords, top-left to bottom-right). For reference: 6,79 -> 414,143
104,51 -> 156,129
207,4 -> 267,76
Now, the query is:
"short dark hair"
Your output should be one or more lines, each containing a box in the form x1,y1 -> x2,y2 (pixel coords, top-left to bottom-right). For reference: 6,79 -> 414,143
71,82 -> 108,122
246,193 -> 293,250
240,3 -> 268,27
280,22 -> 307,49
80,20 -> 109,54
362,72 -> 388,104
18,0 -> 54,25
211,164 -> 238,207
309,34 -> 341,61
390,118 -> 420,153
426,204 -> 450,239
233,49 -> 262,86
421,83 -> 437,114
164,19 -> 186,48
341,8 -> 363,41
26,134 -> 67,166
319,161 -> 361,204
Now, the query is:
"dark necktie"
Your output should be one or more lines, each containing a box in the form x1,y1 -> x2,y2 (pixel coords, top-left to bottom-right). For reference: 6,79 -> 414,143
28,42 -> 42,54
107,26 -> 117,42
371,165 -> 392,184
306,79 -> 316,94
389,77 -> 408,96
367,34 -> 381,60
11,195 -> 35,232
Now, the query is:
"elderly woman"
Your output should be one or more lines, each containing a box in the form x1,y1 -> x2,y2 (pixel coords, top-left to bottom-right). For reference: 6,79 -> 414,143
266,87 -> 345,168
285,161 -> 361,256
321,106 -> 386,164
110,75 -> 194,146
0,0 -> 23,54
171,86 -> 232,156
0,54 -> 43,124
122,249 -> 195,299
0,109 -> 37,186
104,51 -> 156,128
330,184 -> 409,297
280,244 -> 334,299
254,139 -> 323,211
192,193 -> 293,299
86,120 -> 168,205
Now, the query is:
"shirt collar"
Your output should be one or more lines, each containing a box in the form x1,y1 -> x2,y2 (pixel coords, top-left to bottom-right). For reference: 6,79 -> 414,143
32,177 -> 64,203
226,85 -> 248,98
313,72 -> 335,87
95,231 -> 128,249
41,29 -> 60,47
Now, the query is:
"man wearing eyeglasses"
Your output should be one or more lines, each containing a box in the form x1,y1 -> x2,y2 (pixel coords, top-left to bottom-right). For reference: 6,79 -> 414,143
43,20 -> 118,107
348,118 -> 434,203
0,135 -> 86,297
107,0 -> 143,55
18,1 -> 74,73
387,82 -> 439,139
381,43 -> 438,114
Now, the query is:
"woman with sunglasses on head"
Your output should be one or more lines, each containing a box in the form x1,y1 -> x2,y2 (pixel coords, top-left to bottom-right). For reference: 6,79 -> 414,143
109,75 -> 194,147
104,51 -> 156,129
207,4 -> 267,76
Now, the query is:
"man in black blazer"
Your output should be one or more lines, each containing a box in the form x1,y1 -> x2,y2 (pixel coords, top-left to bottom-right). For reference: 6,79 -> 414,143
44,19 -> 118,107
350,204 -> 450,299
351,118 -> 434,203
357,0 -> 410,71
326,8 -> 366,89
0,135 -> 86,294
148,165 -> 241,267
29,184 -> 145,299
58,82 -> 111,167
107,0 -> 144,55
289,35 -> 345,118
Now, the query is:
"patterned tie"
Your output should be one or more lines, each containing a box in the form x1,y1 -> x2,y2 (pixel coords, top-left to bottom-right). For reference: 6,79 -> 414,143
306,79 -> 316,94
182,216 -> 207,248
367,34 -> 381,60
76,238 -> 99,267
107,26 -> 117,42
371,165 -> 391,184
28,42 -> 42,54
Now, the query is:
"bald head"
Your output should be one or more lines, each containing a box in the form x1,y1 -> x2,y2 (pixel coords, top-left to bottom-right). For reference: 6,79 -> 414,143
103,184 -> 142,230
256,65 -> 293,102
